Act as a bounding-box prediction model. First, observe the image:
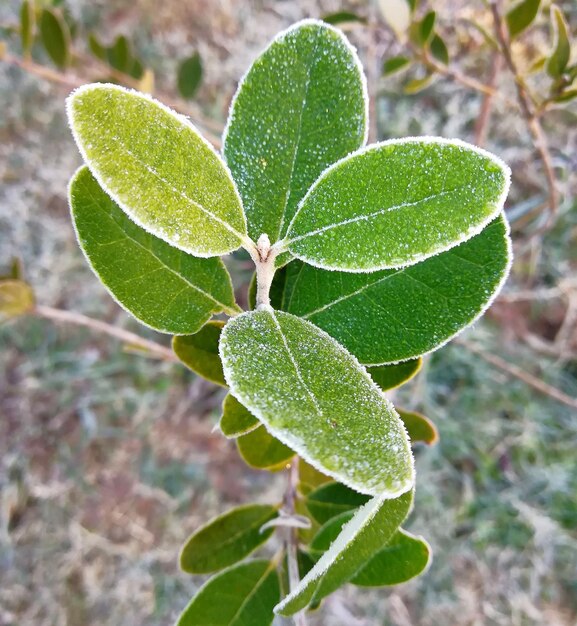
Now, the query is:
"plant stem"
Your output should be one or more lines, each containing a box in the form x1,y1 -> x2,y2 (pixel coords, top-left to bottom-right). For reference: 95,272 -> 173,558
247,234 -> 277,309
33,304 -> 178,362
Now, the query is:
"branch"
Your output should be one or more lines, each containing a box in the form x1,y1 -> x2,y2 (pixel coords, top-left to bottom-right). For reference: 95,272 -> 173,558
34,304 -> 178,362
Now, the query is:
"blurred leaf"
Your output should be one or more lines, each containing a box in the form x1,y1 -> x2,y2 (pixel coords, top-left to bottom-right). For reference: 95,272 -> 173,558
20,0 -> 35,58
555,88 -> 577,103
397,408 -> 439,445
220,394 -> 260,438
88,33 -> 106,60
107,34 -> 130,73
367,359 -> 422,391
0,280 -> 35,319
40,8 -> 70,68
528,55 -> 547,73
0,257 -> 23,281
177,560 -> 280,626
178,52 -> 203,99
465,18 -> 499,49
420,11 -> 436,45
298,460 -> 331,496
546,5 -> 570,78
130,57 -> 145,80
322,11 -> 367,25
430,33 -> 449,65
382,55 -> 411,75
305,482 -> 369,525
379,0 -> 411,39
237,425 -> 295,471
179,504 -> 277,574
404,73 -> 435,93
173,321 -> 227,385
506,0 -> 541,40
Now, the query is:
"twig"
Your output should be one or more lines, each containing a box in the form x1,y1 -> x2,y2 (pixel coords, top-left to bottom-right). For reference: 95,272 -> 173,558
457,339 -> 577,410
34,304 -> 178,362
490,1 -> 559,231
474,52 -> 502,146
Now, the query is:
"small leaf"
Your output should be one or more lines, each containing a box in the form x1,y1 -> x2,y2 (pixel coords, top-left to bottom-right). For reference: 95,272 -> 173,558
419,11 -> 436,46
555,88 -> 577,103
404,73 -> 435,94
506,0 -> 541,40
223,19 -> 368,244
306,482 -> 369,525
430,34 -> 449,65
275,490 -> 413,615
546,6 -> 571,78
177,560 -> 280,626
282,138 -> 510,273
0,280 -> 35,319
107,35 -> 130,73
69,167 -> 239,334
178,52 -> 203,99
0,257 -> 23,281
173,321 -> 227,385
298,460 -> 332,496
379,0 -> 411,39
220,394 -> 260,438
67,84 -> 248,257
280,215 -> 511,364
220,310 -> 414,496
322,12 -> 367,26
382,55 -> 411,75
237,425 -> 295,471
40,8 -> 70,68
88,33 -> 106,60
367,359 -> 422,391
398,408 -> 438,445
179,505 -> 277,574
20,0 -> 35,58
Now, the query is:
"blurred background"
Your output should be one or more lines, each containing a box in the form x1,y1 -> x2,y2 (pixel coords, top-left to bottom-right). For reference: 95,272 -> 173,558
1,0 -> 576,624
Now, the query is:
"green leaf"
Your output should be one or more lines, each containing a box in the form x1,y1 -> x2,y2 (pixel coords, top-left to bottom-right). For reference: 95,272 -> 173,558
20,0 -> 35,58
107,35 -> 130,73
237,425 -> 295,470
419,11 -> 436,46
67,84 -> 248,257
280,214 -> 511,364
88,33 -> 106,60
379,0 -> 411,39
367,359 -> 422,391
178,52 -> 203,99
282,138 -> 510,272
546,6 -> 571,78
306,482 -> 370,525
397,408 -> 438,445
430,34 -> 449,65
404,74 -> 435,94
220,310 -> 414,496
383,55 -> 411,75
177,560 -> 280,626
179,505 -> 277,574
220,394 -> 260,438
173,321 -> 228,385
223,19 -> 368,244
40,8 -> 70,68
322,12 -> 367,26
275,490 -> 413,615
506,0 -> 541,40
555,88 -> 577,103
69,167 -> 238,334
298,460 -> 332,496
0,280 -> 35,320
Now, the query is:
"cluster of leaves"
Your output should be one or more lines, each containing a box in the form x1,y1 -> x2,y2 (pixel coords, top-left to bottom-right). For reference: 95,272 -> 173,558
64,19 -> 511,625
14,0 -> 202,98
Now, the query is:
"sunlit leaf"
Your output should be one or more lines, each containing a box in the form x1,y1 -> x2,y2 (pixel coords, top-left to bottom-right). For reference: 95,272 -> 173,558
178,52 -> 203,99
0,280 -> 35,320
404,73 -> 435,94
220,394 -> 260,438
237,424 -> 295,470
40,8 -> 70,68
173,321 -> 228,385
367,359 -> 422,390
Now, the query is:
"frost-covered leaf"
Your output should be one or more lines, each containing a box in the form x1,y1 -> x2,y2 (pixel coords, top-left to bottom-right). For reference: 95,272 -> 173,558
282,138 -> 510,272
220,394 -> 260,438
237,425 -> 295,470
546,6 -> 571,78
367,359 -> 422,391
305,482 -> 369,525
177,560 -> 280,626
67,84 -> 247,257
223,19 -> 367,243
0,280 -> 35,320
179,505 -> 277,574
173,321 -> 228,385
506,0 -> 541,39
40,8 -> 70,68
275,490 -> 413,615
280,215 -> 511,364
70,167 -> 238,335
398,408 -> 438,445
178,52 -> 203,99
220,310 -> 414,496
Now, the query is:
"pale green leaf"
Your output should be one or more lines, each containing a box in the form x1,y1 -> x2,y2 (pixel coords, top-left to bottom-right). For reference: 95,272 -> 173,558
404,74 -> 435,94
546,6 -> 571,78
282,138 -> 510,272
237,425 -> 295,470
67,84 -> 248,257
20,0 -> 34,57
70,167 -> 238,334
178,52 -> 203,99
176,560 -> 280,626
40,8 -> 70,69
0,280 -> 35,320
298,460 -> 332,496
379,0 -> 411,39
280,215 -> 511,364
223,19 -> 368,243
220,394 -> 260,438
275,490 -> 413,615
398,408 -> 438,445
306,482 -> 369,525
367,359 -> 422,391
173,321 -> 228,385
220,310 -> 414,496
179,505 -> 277,574
506,0 -> 541,39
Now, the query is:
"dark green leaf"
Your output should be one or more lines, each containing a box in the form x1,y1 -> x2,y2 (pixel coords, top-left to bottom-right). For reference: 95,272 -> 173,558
367,359 -> 422,390
20,0 -> 34,57
179,505 -> 277,574
220,394 -> 260,438
237,425 -> 295,470
430,34 -> 449,65
173,321 -> 227,385
306,482 -> 369,525
88,33 -> 106,60
506,0 -> 541,39
322,12 -> 367,25
555,88 -> 577,103
129,56 -> 144,80
177,560 -> 280,626
546,6 -> 571,78
420,11 -> 436,46
69,167 -> 239,334
178,52 -> 203,99
40,8 -> 70,68
107,35 -> 130,73
382,55 -> 411,75
398,408 -> 438,445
